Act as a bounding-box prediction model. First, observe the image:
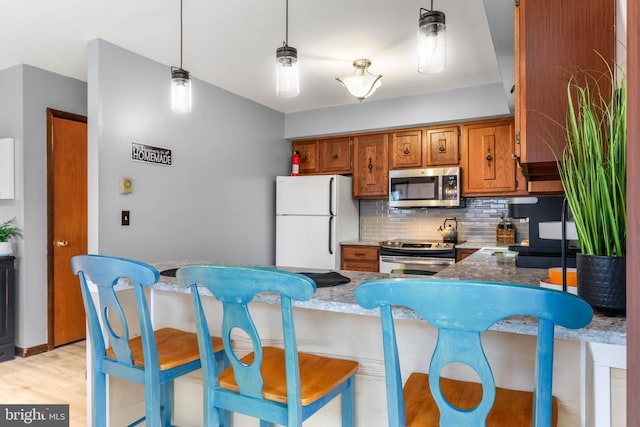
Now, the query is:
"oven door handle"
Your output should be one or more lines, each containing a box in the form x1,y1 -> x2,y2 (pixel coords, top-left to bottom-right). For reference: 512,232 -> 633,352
380,256 -> 454,266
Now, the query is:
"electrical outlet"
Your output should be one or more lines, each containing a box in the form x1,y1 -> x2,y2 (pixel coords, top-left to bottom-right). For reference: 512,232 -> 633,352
121,210 -> 130,226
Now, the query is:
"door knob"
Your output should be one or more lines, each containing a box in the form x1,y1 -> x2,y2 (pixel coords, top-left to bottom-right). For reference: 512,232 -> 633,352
55,240 -> 69,247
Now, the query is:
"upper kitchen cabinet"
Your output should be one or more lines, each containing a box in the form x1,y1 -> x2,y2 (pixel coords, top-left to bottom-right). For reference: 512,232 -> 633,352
353,133 -> 389,199
426,127 -> 459,166
514,0 -> 615,183
389,127 -> 459,170
389,129 -> 422,169
319,136 -> 352,174
292,136 -> 352,175
461,119 -> 526,196
291,139 -> 319,175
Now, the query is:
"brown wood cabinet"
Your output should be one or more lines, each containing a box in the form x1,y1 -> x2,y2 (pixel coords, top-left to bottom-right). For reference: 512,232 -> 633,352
514,0 -> 615,181
352,133 -> 389,199
455,248 -> 477,263
292,137 -> 352,175
319,136 -> 351,174
461,119 -> 524,196
291,140 -> 319,174
341,245 -> 379,272
389,129 -> 422,169
389,126 -> 459,170
426,127 -> 459,166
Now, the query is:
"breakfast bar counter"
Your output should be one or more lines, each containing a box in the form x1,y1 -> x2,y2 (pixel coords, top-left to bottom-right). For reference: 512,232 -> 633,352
94,250 -> 626,427
151,248 -> 626,346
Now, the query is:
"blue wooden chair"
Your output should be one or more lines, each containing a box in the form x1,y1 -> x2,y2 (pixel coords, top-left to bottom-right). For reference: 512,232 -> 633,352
354,278 -> 593,427
71,255 -> 226,427
176,264 -> 359,427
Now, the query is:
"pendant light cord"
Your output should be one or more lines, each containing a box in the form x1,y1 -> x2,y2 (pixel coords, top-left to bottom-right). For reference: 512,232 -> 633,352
180,0 -> 184,69
285,0 -> 289,46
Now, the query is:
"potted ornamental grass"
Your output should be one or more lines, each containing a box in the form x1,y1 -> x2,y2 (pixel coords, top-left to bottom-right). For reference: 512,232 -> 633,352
0,218 -> 22,256
557,62 -> 626,314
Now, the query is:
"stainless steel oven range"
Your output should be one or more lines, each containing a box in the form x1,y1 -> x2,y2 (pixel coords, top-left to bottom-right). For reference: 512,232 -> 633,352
379,240 -> 455,276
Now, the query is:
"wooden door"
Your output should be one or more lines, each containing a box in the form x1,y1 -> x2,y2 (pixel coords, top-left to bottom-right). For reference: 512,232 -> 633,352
426,127 -> 459,166
319,137 -> 351,174
291,140 -> 319,175
352,133 -> 388,199
389,129 -> 422,170
47,109 -> 88,347
464,121 -> 516,194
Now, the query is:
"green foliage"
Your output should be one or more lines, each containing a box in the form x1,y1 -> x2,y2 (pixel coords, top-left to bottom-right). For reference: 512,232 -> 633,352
0,218 -> 22,242
558,63 -> 626,256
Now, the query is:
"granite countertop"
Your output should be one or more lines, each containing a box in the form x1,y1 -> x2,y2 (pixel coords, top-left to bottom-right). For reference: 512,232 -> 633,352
151,251 -> 625,346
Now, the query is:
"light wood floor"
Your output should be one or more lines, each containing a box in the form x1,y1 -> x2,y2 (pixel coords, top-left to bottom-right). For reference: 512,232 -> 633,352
0,341 -> 87,427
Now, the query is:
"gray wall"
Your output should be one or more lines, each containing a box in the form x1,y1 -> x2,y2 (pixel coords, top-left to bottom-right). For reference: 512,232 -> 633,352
88,39 -> 288,264
284,83 -> 511,139
0,65 -> 87,348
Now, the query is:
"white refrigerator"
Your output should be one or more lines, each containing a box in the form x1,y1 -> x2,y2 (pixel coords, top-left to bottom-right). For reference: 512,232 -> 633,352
276,175 -> 360,270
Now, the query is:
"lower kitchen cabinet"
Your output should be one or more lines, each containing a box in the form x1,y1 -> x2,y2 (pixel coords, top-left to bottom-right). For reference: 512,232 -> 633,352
0,256 -> 15,362
455,248 -> 478,262
341,244 -> 379,272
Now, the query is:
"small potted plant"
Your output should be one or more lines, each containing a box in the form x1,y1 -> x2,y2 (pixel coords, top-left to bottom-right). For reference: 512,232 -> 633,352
0,218 -> 22,256
557,61 -> 626,314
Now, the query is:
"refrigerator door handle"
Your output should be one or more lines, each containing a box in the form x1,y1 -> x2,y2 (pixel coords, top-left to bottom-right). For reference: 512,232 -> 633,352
329,176 -> 335,216
328,216 -> 334,255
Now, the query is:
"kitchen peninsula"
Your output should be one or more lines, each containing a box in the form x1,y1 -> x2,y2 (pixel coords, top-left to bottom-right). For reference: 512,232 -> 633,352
94,250 -> 626,427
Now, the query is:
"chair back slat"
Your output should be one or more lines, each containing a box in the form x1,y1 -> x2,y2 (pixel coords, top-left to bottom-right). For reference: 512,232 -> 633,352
176,265 -> 315,406
71,255 -> 160,367
355,278 -> 593,426
429,329 -> 495,425
221,302 -> 265,399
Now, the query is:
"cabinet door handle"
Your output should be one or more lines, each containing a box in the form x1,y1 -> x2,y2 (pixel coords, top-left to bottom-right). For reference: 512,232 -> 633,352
403,147 -> 410,155
486,148 -> 493,166
332,153 -> 338,159
368,157 -> 373,173
439,144 -> 446,153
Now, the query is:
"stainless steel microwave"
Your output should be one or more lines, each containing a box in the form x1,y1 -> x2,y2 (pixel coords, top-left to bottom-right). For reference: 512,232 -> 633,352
389,167 -> 462,208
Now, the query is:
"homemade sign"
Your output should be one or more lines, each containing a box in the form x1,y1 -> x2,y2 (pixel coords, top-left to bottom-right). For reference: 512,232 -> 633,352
131,142 -> 172,166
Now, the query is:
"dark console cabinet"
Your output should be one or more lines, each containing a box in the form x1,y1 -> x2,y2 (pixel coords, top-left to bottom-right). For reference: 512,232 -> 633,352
0,256 -> 15,361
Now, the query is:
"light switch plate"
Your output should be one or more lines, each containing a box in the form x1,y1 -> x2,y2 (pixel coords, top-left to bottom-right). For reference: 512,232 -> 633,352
121,177 -> 133,194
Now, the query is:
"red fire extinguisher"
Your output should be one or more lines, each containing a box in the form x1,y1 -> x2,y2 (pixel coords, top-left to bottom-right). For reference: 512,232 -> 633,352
291,151 -> 300,176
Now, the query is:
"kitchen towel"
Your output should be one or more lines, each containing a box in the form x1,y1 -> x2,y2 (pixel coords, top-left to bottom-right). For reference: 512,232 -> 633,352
299,271 -> 351,288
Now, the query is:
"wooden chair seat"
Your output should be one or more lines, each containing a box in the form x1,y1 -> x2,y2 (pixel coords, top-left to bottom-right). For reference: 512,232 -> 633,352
106,327 -> 224,370
403,373 -> 558,427
218,346 -> 359,405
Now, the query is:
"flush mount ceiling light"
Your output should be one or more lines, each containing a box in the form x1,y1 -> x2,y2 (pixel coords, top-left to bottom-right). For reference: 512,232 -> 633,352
418,0 -> 446,74
275,0 -> 299,98
335,59 -> 382,102
171,0 -> 192,113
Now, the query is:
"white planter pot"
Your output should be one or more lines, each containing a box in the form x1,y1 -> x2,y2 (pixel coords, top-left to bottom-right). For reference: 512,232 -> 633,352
0,241 -> 13,256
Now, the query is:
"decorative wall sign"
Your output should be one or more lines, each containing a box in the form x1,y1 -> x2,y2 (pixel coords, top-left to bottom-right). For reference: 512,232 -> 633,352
131,142 -> 172,166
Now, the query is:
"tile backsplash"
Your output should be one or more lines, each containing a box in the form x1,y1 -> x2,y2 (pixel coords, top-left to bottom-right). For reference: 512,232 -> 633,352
359,197 -> 529,244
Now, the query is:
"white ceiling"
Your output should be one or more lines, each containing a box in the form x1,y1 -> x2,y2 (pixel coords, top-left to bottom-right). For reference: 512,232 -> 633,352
0,0 -> 514,114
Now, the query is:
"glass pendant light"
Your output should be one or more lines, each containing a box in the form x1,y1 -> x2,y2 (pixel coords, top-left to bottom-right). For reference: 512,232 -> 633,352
275,0 -> 299,98
335,59 -> 382,102
418,0 -> 446,74
171,0 -> 192,113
